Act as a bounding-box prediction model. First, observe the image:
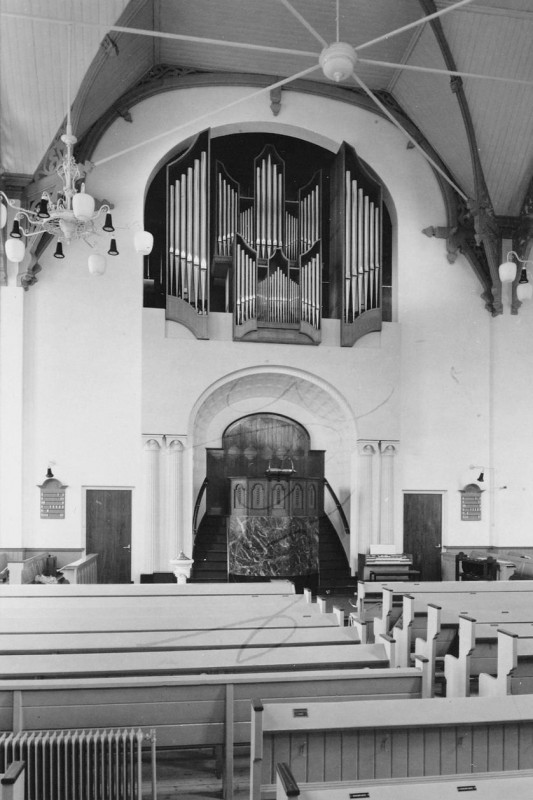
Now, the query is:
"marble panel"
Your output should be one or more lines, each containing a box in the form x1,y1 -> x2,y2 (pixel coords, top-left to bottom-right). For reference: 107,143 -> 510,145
228,515 -> 319,576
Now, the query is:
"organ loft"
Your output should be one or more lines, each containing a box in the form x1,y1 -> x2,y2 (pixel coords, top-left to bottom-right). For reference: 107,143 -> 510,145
144,131 -> 388,346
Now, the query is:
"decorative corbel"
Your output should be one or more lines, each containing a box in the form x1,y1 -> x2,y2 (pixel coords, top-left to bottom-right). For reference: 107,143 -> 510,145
270,86 -> 282,116
422,197 -> 495,313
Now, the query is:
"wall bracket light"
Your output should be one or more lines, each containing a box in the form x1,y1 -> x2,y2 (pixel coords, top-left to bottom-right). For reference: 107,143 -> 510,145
499,251 -> 533,302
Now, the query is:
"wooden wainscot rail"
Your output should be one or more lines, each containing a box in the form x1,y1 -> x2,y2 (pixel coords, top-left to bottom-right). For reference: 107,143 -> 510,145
250,695 -> 533,800
274,763 -> 533,800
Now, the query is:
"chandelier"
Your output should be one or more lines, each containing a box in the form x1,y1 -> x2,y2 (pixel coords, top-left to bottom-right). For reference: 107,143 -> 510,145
1,121 -> 154,275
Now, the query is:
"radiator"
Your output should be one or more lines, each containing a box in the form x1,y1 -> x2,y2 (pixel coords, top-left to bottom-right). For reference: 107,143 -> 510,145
0,727 -> 156,800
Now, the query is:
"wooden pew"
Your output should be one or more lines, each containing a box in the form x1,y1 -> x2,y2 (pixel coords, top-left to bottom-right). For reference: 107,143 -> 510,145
444,617 -> 533,697
371,581 -> 533,643
0,555 -> 8,584
0,663 -> 430,800
58,553 -> 98,583
250,694 -> 533,800
275,763 -> 533,800
0,761 -> 25,800
479,627 -> 533,697
0,580 -> 296,597
0,594 -> 343,633
388,590 -> 533,668
5,553 -> 48,584
0,626 -> 362,655
0,639 -> 397,680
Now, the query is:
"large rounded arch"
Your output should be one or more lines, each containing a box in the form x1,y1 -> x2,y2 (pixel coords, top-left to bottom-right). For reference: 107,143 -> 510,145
184,364 -> 359,558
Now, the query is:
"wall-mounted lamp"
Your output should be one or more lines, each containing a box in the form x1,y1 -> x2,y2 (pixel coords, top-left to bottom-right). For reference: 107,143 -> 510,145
499,251 -> 533,302
461,465 -> 485,488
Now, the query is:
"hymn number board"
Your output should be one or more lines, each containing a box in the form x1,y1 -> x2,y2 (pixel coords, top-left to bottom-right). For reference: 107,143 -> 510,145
38,476 -> 67,519
460,483 -> 482,521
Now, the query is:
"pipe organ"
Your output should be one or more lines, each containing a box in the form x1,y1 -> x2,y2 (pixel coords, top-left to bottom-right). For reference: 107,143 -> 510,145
330,141 -> 383,346
227,145 -> 322,344
162,130 -> 383,345
166,131 -> 210,339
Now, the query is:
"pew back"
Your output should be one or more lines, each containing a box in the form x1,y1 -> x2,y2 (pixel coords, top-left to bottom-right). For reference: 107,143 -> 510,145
251,694 -> 533,800
0,580 -> 296,597
0,665 -> 429,799
0,642 -> 393,680
479,627 -> 533,697
0,594 -> 340,633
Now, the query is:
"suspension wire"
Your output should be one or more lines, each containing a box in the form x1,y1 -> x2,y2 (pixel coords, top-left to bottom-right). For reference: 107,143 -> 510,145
350,70 -> 469,201
94,64 -> 320,167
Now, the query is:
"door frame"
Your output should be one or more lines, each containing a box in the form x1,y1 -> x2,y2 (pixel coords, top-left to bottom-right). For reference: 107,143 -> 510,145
402,489 -> 447,578
82,485 -> 134,580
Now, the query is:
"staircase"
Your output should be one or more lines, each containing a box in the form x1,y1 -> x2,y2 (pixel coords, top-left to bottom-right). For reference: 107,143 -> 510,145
190,512 -> 357,591
190,515 -> 228,582
318,514 -> 357,593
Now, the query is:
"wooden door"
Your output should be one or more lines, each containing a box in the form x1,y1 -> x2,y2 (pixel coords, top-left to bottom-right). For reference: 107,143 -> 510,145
403,493 -> 443,581
86,489 -> 132,583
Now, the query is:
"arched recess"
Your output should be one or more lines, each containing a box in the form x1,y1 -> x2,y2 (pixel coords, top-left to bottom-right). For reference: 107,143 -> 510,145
184,365 -> 358,564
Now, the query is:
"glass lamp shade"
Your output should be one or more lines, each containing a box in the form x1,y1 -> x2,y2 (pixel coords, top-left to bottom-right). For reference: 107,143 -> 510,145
0,203 -> 6,229
319,42 -> 357,83
498,260 -> 517,283
72,189 -> 95,222
517,281 -> 533,301
134,230 -> 154,255
88,253 -> 107,275
5,237 -> 26,263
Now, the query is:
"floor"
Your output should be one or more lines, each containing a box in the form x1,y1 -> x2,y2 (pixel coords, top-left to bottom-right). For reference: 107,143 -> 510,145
142,747 -> 250,799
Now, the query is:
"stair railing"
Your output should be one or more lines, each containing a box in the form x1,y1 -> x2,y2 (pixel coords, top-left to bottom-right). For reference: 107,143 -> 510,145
193,478 -> 209,536
323,478 -> 350,537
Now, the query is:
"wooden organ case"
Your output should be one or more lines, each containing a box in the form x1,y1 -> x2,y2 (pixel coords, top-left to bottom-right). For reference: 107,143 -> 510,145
163,130 -> 383,346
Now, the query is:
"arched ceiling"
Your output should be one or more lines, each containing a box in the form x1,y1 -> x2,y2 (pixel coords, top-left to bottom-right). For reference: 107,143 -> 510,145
1,0 -> 532,221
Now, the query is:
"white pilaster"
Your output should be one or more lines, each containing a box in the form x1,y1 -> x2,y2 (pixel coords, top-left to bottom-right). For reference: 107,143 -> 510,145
164,437 -> 185,561
142,436 -> 164,572
379,441 -> 398,545
0,260 -> 25,548
357,441 -> 377,559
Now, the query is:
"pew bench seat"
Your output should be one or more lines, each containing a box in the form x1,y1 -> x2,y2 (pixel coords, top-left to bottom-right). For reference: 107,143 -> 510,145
275,764 -> 533,800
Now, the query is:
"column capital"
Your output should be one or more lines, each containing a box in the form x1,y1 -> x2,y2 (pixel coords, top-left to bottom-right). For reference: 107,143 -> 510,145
379,440 -> 399,455
143,435 -> 165,450
164,435 -> 186,452
357,439 -> 378,456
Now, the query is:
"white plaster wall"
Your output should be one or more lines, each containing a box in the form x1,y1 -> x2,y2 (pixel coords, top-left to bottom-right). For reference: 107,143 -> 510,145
20,214 -> 144,554
10,79 -> 530,572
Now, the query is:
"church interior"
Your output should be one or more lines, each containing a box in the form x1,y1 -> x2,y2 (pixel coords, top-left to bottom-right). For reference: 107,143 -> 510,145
2,0 -> 533,798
